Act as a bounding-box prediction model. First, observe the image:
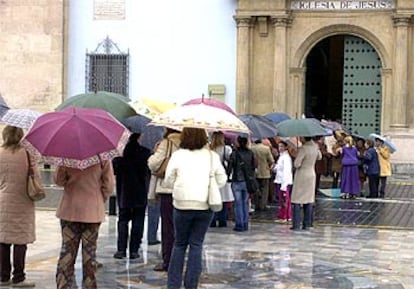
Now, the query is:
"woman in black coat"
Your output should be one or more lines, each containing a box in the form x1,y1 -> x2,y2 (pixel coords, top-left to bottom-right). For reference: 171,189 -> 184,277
113,133 -> 151,259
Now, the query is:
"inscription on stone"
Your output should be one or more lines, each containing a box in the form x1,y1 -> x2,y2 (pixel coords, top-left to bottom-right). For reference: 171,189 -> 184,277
291,0 -> 394,10
94,0 -> 125,20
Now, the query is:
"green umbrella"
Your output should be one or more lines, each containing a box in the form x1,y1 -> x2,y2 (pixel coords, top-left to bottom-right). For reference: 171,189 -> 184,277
56,91 -> 137,121
276,118 -> 329,137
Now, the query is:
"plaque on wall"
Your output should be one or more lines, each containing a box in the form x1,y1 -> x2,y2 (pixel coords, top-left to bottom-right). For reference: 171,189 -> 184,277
291,0 -> 394,10
94,0 -> 125,20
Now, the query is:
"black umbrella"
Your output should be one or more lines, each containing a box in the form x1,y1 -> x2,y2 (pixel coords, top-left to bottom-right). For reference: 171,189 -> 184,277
238,114 -> 279,140
122,115 -> 164,150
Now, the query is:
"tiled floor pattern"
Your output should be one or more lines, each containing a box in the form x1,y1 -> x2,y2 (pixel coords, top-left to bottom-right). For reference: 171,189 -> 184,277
3,210 -> 413,289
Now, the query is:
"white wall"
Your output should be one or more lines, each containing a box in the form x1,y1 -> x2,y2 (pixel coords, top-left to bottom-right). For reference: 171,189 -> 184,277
68,0 -> 238,109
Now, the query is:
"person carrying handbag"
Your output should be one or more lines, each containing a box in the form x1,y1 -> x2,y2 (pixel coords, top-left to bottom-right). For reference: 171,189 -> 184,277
0,125 -> 42,287
147,128 -> 181,272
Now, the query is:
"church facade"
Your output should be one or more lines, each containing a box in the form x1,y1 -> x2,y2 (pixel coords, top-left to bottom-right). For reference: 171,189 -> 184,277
234,0 -> 414,167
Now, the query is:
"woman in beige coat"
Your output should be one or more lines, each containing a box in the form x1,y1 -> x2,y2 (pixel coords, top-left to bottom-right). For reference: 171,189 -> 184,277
0,125 -> 41,287
291,137 -> 321,230
147,128 -> 181,272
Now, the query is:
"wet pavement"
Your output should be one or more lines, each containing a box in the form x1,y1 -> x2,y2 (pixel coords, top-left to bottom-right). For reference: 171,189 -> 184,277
13,172 -> 414,288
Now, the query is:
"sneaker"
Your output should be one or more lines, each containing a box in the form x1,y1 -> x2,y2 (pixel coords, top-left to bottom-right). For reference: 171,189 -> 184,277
11,280 -> 35,287
113,251 -> 126,259
148,240 -> 161,246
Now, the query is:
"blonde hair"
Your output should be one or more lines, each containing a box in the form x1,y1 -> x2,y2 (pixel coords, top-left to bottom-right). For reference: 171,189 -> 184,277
210,131 -> 225,150
2,125 -> 24,152
344,136 -> 354,146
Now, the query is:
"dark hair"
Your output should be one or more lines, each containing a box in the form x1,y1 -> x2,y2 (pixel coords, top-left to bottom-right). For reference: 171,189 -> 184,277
180,127 -> 208,150
128,132 -> 141,142
365,139 -> 375,147
303,137 -> 312,142
237,136 -> 248,149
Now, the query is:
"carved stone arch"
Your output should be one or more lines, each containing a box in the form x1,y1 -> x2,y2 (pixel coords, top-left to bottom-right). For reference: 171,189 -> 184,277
292,24 -> 390,69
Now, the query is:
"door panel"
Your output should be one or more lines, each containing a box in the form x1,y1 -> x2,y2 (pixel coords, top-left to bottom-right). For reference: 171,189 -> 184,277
342,36 -> 382,137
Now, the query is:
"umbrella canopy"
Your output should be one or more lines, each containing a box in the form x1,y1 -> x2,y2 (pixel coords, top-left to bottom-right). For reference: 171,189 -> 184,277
129,98 -> 177,119
276,118 -> 329,137
0,94 -> 9,117
56,91 -> 137,121
368,133 -> 396,153
1,108 -> 42,129
122,114 -> 164,150
149,103 -> 250,133
238,114 -> 279,140
21,107 -> 130,169
182,98 -> 236,115
263,112 -> 291,124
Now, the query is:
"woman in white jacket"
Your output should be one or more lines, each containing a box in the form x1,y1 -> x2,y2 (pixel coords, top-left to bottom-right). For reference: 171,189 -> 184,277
164,127 -> 227,289
273,141 -> 293,222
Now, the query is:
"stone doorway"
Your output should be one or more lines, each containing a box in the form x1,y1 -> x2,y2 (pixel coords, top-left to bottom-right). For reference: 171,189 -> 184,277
304,35 -> 382,136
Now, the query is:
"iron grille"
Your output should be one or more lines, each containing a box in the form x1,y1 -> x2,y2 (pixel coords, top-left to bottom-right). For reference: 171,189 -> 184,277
85,37 -> 129,97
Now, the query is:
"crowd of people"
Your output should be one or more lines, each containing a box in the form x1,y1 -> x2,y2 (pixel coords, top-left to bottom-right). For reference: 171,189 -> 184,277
0,122 -> 393,288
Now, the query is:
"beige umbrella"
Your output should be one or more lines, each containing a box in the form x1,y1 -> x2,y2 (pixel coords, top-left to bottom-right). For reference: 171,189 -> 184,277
149,103 -> 250,133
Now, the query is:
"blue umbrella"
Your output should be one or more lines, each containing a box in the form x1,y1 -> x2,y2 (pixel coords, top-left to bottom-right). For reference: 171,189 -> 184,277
0,94 -> 9,118
369,133 -> 396,153
122,115 -> 164,150
263,112 -> 291,124
238,114 -> 279,140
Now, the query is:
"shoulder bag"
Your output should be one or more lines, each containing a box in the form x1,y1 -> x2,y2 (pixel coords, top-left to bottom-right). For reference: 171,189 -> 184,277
26,151 -> 46,202
153,140 -> 172,178
208,150 -> 223,212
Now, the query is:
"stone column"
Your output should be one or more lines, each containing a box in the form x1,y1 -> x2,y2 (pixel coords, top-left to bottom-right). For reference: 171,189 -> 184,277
271,16 -> 290,113
234,16 -> 253,114
390,15 -> 410,129
381,68 -> 392,131
289,67 -> 306,118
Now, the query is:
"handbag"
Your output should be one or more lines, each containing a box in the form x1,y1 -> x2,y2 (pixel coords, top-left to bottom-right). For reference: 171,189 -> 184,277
26,151 -> 46,202
153,140 -> 172,178
208,151 -> 223,212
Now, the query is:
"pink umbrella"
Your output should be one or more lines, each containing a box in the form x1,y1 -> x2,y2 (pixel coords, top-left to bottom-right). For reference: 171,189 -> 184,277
182,98 -> 236,115
21,107 -> 130,169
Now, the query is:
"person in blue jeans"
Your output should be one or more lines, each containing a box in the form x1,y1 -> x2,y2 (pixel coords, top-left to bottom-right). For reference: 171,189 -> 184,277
163,127 -> 227,289
226,136 -> 256,232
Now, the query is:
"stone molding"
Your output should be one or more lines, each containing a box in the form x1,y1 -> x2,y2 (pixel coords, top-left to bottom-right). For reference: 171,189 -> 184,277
392,14 -> 412,26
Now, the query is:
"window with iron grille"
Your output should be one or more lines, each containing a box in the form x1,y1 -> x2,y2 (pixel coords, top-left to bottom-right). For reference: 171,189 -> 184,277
86,37 -> 129,97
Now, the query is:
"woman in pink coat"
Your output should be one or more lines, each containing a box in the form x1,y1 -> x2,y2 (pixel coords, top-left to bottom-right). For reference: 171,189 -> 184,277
54,160 -> 114,289
0,125 -> 41,287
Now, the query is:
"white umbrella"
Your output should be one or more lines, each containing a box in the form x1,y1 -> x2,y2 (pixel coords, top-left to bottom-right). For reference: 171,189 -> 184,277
1,108 -> 42,129
149,103 -> 250,133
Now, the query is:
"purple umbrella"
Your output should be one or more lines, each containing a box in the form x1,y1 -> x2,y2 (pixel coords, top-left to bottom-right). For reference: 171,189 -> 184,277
182,98 -> 236,115
21,106 -> 130,169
